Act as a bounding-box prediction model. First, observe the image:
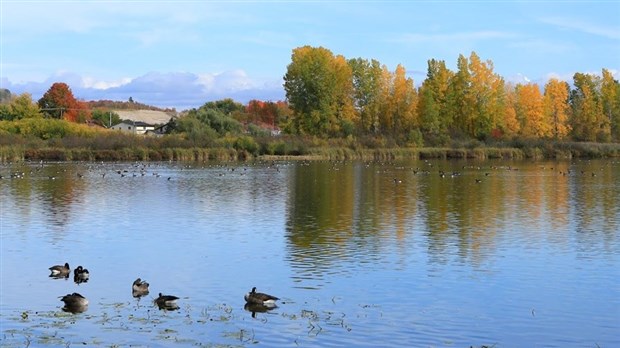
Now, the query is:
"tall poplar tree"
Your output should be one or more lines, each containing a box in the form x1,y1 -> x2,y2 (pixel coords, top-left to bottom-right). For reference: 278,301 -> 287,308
417,59 -> 453,143
570,73 -> 608,142
348,58 -> 384,134
446,54 -> 474,137
516,83 -> 548,138
600,68 -> 620,141
467,52 -> 505,139
543,78 -> 571,139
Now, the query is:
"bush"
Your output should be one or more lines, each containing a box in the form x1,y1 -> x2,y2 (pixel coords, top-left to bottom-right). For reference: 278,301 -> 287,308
233,136 -> 259,155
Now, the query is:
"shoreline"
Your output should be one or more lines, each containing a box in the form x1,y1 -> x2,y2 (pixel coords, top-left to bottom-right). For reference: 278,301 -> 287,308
2,143 -> 619,163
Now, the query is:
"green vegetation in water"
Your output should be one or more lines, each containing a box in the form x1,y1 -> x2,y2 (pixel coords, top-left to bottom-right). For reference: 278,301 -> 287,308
1,299 -> 389,347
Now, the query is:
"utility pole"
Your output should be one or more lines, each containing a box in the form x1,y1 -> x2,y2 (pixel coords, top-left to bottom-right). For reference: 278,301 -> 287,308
109,111 -> 112,128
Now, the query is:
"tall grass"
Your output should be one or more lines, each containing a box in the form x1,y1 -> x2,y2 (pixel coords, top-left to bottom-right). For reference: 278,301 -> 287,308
1,119 -> 619,162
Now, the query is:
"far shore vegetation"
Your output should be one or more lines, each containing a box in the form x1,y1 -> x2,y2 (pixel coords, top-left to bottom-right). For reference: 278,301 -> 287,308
1,46 -> 619,163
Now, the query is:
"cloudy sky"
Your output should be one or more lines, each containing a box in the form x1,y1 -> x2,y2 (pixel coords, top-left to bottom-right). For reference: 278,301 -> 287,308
2,0 -> 619,111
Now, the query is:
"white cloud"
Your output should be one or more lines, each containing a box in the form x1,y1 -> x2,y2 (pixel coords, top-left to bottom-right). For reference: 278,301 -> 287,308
82,77 -> 132,90
3,70 -> 285,111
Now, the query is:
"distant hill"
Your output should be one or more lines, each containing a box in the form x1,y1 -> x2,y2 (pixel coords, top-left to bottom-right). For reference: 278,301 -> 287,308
114,110 -> 175,125
87,99 -> 176,113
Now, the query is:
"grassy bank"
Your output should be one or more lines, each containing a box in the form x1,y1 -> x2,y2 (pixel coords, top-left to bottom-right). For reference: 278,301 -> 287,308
2,118 -> 619,163
2,141 -> 619,163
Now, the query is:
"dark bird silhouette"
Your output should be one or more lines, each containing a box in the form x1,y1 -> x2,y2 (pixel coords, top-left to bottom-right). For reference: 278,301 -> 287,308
155,293 -> 179,310
73,266 -> 89,283
60,292 -> 88,313
132,278 -> 150,298
49,263 -> 70,278
244,287 -> 279,308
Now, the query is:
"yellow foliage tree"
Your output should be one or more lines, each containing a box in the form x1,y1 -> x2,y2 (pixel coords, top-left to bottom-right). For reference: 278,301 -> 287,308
468,52 -> 505,138
502,84 -> 520,137
516,83 -> 550,138
543,78 -> 571,139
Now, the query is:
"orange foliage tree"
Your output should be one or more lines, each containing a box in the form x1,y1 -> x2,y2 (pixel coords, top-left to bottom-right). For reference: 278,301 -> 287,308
38,82 -> 91,122
515,83 -> 549,138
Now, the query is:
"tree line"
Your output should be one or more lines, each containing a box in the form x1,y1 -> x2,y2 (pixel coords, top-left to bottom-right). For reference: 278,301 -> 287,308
283,46 -> 620,144
0,83 -> 289,137
2,45 -> 618,147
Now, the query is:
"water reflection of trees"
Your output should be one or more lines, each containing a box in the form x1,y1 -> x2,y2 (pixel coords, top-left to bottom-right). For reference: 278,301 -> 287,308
4,163 -> 85,234
285,160 -> 619,282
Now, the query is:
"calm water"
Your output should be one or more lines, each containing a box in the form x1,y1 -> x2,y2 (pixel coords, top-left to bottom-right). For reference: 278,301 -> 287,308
1,159 -> 619,347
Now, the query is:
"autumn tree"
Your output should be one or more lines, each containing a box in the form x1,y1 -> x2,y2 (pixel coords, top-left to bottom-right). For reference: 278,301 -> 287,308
0,93 -> 43,121
348,57 -> 385,134
382,64 -> 418,139
515,83 -> 549,138
446,54 -> 474,137
38,82 -> 90,122
600,68 -> 620,141
570,73 -> 608,142
543,78 -> 571,139
284,46 -> 355,137
417,59 -> 454,144
501,84 -> 520,137
467,52 -> 505,139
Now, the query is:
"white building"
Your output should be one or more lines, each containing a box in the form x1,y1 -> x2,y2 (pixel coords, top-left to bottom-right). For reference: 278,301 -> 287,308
110,121 -> 155,135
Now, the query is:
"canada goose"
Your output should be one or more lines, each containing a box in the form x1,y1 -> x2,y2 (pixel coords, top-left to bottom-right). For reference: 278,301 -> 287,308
244,287 -> 279,308
132,278 -> 150,297
60,292 -> 88,313
74,266 -> 90,280
49,263 -> 70,278
155,293 -> 179,310
244,302 -> 274,318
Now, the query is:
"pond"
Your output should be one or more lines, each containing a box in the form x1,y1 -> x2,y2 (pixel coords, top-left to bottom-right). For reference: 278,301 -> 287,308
1,159 -> 619,347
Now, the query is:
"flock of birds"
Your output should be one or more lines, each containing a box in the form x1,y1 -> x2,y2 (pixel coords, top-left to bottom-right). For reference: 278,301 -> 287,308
49,263 -> 279,314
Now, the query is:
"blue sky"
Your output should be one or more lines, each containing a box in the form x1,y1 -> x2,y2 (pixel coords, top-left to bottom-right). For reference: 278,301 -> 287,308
1,0 -> 619,110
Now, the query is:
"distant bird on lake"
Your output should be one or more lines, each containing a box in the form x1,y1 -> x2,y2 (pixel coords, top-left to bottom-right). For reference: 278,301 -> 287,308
60,292 -> 89,313
49,263 -> 70,278
73,266 -> 90,283
244,287 -> 279,308
155,293 -> 179,310
132,278 -> 150,297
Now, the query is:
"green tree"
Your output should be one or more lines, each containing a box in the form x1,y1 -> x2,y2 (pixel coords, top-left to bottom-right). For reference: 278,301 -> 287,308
446,54 -> 474,137
91,109 -> 121,128
600,68 -> 620,141
348,58 -> 384,134
417,59 -> 454,143
202,98 -> 246,115
174,116 -> 218,146
570,73 -> 608,142
283,46 -> 354,137
0,93 -> 42,120
187,104 -> 243,135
